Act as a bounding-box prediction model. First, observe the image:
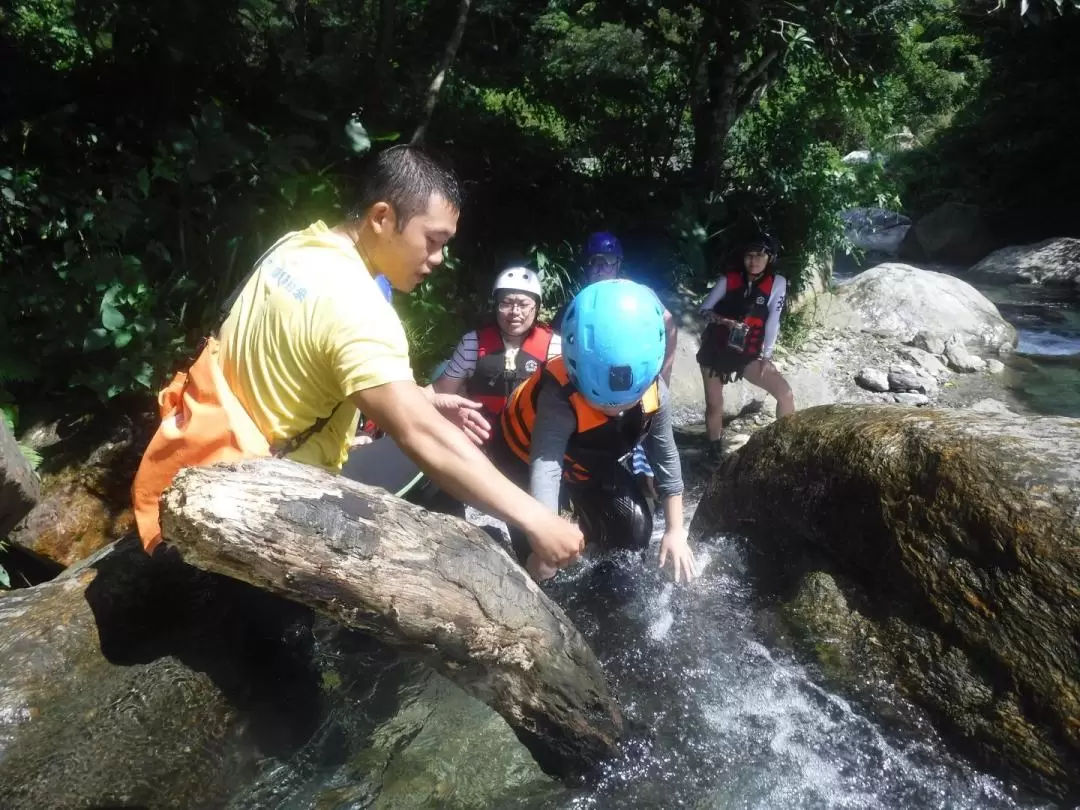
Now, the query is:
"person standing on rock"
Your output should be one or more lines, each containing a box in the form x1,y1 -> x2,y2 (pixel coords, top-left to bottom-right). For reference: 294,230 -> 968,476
492,279 -> 697,584
696,232 -> 795,461
132,144 -> 584,572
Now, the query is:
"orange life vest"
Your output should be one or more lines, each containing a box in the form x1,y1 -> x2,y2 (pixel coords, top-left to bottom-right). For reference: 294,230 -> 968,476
500,355 -> 660,484
130,233 -> 336,554
465,322 -> 553,417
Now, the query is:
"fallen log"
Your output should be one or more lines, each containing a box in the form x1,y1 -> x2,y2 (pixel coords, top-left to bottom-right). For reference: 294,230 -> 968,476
160,458 -> 623,780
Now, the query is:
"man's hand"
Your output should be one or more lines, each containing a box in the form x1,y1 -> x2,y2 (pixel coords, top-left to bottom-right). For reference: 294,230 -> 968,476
524,511 -> 585,572
430,393 -> 491,446
658,527 -> 698,584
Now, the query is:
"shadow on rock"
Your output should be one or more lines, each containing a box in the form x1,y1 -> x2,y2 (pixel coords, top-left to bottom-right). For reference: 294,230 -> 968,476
0,536 -> 329,809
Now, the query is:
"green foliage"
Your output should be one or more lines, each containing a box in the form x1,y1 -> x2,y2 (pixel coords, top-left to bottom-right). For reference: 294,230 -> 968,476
1,391 -> 44,472
2,0 -> 1066,422
891,7 -> 1079,243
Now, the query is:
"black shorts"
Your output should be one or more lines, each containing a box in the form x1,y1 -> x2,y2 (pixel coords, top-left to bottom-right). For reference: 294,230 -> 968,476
696,331 -> 758,384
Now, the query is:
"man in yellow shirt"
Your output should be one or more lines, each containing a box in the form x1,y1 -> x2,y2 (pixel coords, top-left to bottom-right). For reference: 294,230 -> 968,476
218,145 -> 584,573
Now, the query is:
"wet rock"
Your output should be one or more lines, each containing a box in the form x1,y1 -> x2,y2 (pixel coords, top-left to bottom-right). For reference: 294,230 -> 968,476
0,419 -> 39,539
945,336 -> 987,373
816,264 -> 1015,350
910,330 -> 947,356
9,404 -> 154,566
0,537 -> 322,810
780,571 -> 893,692
354,669 -> 556,809
986,359 -> 1006,374
893,392 -> 930,406
855,368 -> 890,392
692,405 -> 1080,800
969,238 -> 1080,287
841,207 -> 910,256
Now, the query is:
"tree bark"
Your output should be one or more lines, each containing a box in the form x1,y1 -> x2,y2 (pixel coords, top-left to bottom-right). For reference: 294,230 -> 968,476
688,0 -> 781,183
0,418 -> 39,539
411,0 -> 472,144
160,458 -> 623,780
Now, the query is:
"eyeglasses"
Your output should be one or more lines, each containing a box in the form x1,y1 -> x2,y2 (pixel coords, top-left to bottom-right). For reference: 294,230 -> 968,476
588,255 -> 620,269
498,300 -> 536,314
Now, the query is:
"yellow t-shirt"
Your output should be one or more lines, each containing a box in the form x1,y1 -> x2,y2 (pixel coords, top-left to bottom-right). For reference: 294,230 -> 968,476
218,221 -> 413,472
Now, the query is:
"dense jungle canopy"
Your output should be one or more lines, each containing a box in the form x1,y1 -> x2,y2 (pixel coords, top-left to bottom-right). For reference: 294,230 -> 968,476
1,0 -> 1077,423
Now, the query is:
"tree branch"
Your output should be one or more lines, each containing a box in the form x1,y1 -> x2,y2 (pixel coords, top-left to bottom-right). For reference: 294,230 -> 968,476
411,0 -> 473,145
735,46 -> 781,101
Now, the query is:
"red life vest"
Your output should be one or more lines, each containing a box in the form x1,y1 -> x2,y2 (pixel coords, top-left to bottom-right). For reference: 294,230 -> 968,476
465,323 -> 553,417
708,271 -> 775,358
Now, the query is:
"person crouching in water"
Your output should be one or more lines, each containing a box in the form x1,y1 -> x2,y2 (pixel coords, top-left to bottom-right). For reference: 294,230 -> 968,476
431,267 -> 558,440
696,232 -> 795,462
492,279 -> 697,583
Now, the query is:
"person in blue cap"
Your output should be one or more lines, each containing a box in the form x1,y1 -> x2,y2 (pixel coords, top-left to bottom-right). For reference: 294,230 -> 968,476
553,231 -> 679,498
492,279 -> 697,583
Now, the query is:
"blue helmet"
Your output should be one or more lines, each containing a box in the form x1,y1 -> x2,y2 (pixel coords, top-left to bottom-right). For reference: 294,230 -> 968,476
561,279 -> 666,409
585,231 -> 623,259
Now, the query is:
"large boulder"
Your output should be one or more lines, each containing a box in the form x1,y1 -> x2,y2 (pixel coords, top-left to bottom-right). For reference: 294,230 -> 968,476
9,403 -> 154,566
665,324 -> 838,423
0,537 -> 322,809
0,419 -> 39,539
841,207 -> 911,256
816,263 -> 1016,350
691,405 -> 1080,801
901,202 -> 995,265
969,237 -> 1080,287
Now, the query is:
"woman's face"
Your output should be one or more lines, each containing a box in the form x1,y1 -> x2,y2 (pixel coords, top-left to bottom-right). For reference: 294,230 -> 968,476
743,249 -> 770,276
496,293 -> 538,336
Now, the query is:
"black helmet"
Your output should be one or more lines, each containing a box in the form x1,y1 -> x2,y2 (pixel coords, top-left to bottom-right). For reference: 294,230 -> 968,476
743,231 -> 778,259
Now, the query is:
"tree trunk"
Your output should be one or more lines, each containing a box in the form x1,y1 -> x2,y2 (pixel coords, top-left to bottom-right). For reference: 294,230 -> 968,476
689,0 -> 774,184
0,418 -> 40,539
160,458 -> 623,780
411,0 -> 473,144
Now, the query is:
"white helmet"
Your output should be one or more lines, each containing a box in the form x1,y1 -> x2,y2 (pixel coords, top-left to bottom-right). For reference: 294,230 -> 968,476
492,266 -> 542,303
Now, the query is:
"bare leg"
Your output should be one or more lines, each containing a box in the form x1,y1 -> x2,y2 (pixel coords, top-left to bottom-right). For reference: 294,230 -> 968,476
743,359 -> 795,418
700,366 -> 727,441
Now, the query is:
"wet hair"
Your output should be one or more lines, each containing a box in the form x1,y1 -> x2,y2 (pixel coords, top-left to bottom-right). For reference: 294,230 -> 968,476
346,144 -> 463,231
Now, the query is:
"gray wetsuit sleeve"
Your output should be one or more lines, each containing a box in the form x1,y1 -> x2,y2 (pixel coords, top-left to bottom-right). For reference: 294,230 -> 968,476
645,380 -> 684,499
528,381 -> 577,513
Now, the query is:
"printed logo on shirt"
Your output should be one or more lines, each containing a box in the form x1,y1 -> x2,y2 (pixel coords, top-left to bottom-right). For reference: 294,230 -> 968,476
524,359 -> 538,373
756,296 -> 766,305
266,259 -> 308,302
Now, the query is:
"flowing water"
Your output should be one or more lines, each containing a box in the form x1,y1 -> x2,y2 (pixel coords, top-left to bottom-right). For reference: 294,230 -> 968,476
228,503 -> 1054,810
228,256 -> 1076,809
835,252 -> 1080,417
